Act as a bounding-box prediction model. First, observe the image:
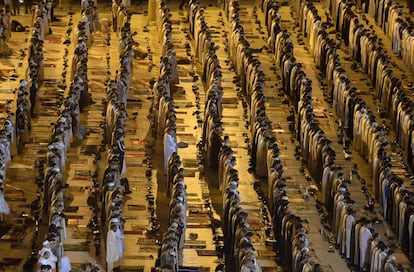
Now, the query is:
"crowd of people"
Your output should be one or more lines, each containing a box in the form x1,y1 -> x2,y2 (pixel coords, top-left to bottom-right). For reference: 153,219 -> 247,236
224,0 -> 328,270
360,0 -> 414,72
191,1 -> 263,270
266,0 -> 410,270
34,0 -> 100,270
101,3 -> 140,271
0,112 -> 13,218
152,2 -> 186,271
2,0 -> 414,270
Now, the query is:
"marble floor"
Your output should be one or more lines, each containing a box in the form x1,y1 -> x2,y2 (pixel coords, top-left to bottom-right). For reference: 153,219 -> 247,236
0,0 -> 413,271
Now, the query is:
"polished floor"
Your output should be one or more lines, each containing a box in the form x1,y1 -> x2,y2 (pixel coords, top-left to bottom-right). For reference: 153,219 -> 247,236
0,0 -> 413,271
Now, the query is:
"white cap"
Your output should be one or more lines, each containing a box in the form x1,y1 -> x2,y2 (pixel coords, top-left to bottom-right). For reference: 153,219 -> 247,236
339,187 -> 347,193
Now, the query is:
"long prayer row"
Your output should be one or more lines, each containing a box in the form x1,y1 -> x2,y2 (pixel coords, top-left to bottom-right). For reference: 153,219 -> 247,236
36,2 -> 98,270
153,2 -> 187,271
101,5 -> 136,271
190,2 -> 263,271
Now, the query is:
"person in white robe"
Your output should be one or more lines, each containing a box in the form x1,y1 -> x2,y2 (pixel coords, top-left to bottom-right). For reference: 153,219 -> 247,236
0,183 -> 10,216
106,223 -> 120,271
38,250 -> 57,271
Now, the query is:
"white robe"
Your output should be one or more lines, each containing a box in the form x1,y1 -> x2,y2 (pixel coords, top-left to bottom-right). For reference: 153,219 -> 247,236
115,228 -> 124,259
60,256 -> 71,272
106,229 -> 119,263
38,254 -> 57,270
0,191 -> 10,215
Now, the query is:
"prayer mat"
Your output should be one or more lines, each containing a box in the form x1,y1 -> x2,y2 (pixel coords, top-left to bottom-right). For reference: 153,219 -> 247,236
123,255 -> 153,260
320,265 -> 334,272
177,58 -> 191,65
134,61 -> 148,66
2,258 -> 22,265
188,205 -> 204,212
74,170 -> 91,176
186,222 -> 210,228
131,225 -> 147,232
245,35 -> 261,39
128,204 -> 146,211
124,230 -> 143,235
222,121 -> 240,127
175,101 -> 194,108
71,230 -> 88,239
180,266 -> 209,272
196,250 -> 216,256
43,57 -> 60,62
136,238 -> 156,246
90,70 -> 108,76
138,245 -> 159,251
72,176 -> 90,181
179,78 -> 194,82
177,133 -> 196,141
43,63 -> 58,68
65,206 -> 79,213
126,101 -> 142,109
126,9 -> 144,14
67,219 -> 79,225
131,140 -> 148,145
92,41 -> 109,47
10,243 -> 27,249
187,197 -> 202,203
183,171 -> 196,177
126,163 -> 143,167
64,243 -> 89,251
184,240 -> 206,249
175,111 -> 188,115
5,197 -> 26,202
261,267 -> 282,272
247,223 -> 261,231
222,98 -> 238,104
5,189 -> 24,196
66,214 -> 84,220
0,228 -> 25,242
182,159 -> 199,168
257,250 -> 276,257
119,266 -> 144,272
132,89 -> 150,95
222,104 -> 238,109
